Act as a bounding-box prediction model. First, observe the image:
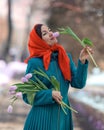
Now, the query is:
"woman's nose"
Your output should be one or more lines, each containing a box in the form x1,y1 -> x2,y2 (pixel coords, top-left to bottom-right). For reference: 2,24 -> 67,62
49,32 -> 53,37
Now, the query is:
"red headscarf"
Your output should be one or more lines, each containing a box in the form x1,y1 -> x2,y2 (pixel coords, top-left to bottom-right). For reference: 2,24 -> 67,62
24,25 -> 71,81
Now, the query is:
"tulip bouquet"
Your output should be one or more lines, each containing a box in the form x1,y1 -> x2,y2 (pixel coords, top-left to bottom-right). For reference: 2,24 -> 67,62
7,68 -> 77,114
53,27 -> 97,67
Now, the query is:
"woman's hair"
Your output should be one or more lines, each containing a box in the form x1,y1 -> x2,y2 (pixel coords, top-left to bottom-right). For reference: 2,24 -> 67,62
35,24 -> 43,39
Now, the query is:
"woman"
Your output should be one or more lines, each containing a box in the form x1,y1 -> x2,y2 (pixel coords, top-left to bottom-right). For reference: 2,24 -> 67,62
23,24 -> 93,130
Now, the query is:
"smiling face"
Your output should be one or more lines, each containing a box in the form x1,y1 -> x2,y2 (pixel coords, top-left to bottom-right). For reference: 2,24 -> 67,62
41,25 -> 58,45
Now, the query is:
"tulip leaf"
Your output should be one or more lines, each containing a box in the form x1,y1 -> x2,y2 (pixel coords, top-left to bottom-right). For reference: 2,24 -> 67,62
50,76 -> 60,91
27,92 -> 35,105
82,38 -> 93,46
34,68 -> 50,80
34,76 -> 48,90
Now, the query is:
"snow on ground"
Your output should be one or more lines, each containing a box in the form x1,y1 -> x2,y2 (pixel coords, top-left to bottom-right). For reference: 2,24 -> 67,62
0,60 -> 27,86
71,90 -> 104,113
5,61 -> 27,78
87,68 -> 104,86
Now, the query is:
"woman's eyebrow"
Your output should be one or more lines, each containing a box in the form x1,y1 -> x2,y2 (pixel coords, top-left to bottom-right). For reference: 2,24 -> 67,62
42,28 -> 51,33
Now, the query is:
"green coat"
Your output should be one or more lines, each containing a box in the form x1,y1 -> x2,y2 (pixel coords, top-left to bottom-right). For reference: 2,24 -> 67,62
23,52 -> 88,130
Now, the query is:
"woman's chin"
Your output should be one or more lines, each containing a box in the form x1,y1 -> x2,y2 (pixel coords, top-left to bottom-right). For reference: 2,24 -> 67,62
50,42 -> 57,46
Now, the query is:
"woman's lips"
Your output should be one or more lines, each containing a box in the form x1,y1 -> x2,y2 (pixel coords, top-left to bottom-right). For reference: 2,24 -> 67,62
50,37 -> 55,40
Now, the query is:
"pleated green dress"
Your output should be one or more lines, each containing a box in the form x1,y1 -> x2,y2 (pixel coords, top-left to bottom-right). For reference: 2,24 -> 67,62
23,52 -> 88,130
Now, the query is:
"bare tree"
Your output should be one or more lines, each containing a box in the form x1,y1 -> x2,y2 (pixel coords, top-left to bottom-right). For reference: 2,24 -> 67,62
3,0 -> 12,61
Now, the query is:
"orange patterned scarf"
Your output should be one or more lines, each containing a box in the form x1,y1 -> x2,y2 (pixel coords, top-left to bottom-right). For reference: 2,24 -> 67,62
25,25 -> 71,81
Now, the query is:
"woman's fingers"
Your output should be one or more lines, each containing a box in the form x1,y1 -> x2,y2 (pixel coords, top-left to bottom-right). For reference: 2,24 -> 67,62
79,46 -> 94,63
56,98 -> 61,104
86,46 -> 94,54
52,90 -> 63,104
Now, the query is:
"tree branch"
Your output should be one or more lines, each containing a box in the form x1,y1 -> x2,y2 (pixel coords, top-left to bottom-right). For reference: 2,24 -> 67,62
51,2 -> 82,13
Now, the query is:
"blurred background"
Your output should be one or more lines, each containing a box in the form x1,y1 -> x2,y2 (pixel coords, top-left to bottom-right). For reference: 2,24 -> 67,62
0,0 -> 104,130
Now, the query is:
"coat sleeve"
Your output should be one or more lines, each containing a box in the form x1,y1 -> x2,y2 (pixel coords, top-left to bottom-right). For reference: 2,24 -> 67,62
22,59 -> 55,106
68,53 -> 89,89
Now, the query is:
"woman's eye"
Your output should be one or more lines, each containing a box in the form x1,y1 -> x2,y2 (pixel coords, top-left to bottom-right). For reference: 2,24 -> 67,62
43,32 -> 47,36
42,29 -> 52,36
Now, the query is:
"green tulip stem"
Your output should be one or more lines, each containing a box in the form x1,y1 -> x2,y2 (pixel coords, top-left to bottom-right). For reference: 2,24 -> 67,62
86,48 -> 98,67
59,27 -> 98,67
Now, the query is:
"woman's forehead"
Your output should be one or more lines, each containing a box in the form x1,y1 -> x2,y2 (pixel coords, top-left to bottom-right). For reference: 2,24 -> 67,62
41,25 -> 50,31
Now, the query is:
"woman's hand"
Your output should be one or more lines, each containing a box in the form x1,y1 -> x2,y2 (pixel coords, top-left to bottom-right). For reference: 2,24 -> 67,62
52,90 -> 63,104
79,46 -> 94,64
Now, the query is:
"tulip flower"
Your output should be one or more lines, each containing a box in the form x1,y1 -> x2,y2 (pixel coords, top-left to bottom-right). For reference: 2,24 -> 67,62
9,85 -> 17,91
7,105 -> 13,113
9,90 -> 16,95
16,92 -> 22,98
25,73 -> 32,79
53,32 -> 60,38
21,77 -> 28,83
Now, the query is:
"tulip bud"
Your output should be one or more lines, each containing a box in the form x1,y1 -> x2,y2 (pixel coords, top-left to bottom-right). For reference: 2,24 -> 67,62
25,73 -> 32,79
9,90 -> 16,95
53,32 -> 60,38
9,86 -> 17,91
7,105 -> 13,113
21,77 -> 28,83
16,92 -> 22,98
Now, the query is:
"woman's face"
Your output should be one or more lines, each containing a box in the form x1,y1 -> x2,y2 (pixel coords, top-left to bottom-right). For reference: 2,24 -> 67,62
41,25 -> 58,45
